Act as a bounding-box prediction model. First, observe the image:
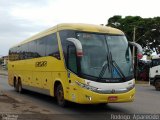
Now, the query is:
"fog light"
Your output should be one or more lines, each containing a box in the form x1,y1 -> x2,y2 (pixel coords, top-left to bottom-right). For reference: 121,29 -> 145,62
130,94 -> 134,99
85,95 -> 92,101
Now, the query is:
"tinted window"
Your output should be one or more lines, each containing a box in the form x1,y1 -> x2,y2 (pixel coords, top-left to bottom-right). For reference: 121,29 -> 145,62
19,44 -> 29,60
9,48 -> 14,61
9,33 -> 60,60
46,33 -> 60,60
37,38 -> 46,57
68,45 -> 77,73
28,40 -> 38,58
59,30 -> 75,62
18,46 -> 23,60
23,44 -> 29,59
14,47 -> 19,61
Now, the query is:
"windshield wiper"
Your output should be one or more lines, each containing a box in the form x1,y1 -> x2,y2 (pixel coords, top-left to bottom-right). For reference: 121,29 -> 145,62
112,60 -> 126,81
97,61 -> 109,81
97,52 -> 112,81
109,51 -> 126,81
97,52 -> 126,82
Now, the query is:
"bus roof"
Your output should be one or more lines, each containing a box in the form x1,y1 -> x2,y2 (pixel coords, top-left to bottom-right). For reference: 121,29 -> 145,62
11,23 -> 124,48
57,23 -> 124,34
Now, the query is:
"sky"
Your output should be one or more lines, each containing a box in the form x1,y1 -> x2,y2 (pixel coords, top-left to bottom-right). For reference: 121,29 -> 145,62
0,0 -> 160,56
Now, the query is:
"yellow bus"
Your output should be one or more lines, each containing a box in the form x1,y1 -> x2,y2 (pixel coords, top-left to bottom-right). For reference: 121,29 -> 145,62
8,23 -> 142,106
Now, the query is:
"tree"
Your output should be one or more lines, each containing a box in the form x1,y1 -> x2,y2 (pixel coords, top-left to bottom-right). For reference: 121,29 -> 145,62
107,15 -> 160,55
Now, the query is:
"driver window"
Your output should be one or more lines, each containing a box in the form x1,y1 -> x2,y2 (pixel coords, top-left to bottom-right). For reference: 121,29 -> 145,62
67,45 -> 78,73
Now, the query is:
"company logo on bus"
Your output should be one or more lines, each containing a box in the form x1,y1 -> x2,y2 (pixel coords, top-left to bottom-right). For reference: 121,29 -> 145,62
35,61 -> 47,67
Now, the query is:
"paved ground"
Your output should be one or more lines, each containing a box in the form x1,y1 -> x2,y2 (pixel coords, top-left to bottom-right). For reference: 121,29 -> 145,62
0,68 -> 57,119
0,65 -> 8,76
0,67 -> 160,119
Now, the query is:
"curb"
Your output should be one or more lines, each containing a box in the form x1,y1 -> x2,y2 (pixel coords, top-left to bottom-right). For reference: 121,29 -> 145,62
0,74 -> 8,76
0,72 -> 8,76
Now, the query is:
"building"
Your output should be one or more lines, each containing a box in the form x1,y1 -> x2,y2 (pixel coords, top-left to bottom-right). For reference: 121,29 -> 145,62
1,56 -> 8,69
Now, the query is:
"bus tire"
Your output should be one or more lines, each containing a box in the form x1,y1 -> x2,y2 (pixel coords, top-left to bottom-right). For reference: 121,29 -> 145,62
56,84 -> 67,107
155,80 -> 160,91
13,77 -> 17,91
15,80 -> 19,92
16,79 -> 23,93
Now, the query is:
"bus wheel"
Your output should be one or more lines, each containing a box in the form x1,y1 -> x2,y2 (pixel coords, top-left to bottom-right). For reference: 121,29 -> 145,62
15,80 -> 19,92
56,84 -> 66,107
155,80 -> 160,91
14,78 -> 17,91
16,80 -> 23,93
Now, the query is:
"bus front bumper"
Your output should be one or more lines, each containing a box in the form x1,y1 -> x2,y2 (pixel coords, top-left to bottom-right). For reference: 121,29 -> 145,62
74,88 -> 135,104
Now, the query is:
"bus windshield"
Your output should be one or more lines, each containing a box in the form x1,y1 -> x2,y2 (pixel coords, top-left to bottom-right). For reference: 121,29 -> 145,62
77,33 -> 133,81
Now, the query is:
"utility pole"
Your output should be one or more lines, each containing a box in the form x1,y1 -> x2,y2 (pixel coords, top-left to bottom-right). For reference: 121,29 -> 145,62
132,27 -> 156,80
133,26 -> 136,67
133,26 -> 138,80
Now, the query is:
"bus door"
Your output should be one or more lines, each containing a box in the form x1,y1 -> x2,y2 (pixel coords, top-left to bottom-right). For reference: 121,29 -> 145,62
67,45 -> 79,102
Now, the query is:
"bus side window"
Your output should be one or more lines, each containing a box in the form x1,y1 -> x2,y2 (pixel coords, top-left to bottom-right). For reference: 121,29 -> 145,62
28,40 -> 38,58
67,45 -> 77,74
37,38 -> 46,57
46,33 -> 60,60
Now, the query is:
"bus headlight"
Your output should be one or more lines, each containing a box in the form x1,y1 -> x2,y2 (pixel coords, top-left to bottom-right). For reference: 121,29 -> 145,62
126,83 -> 135,91
76,81 -> 135,94
75,81 -> 98,92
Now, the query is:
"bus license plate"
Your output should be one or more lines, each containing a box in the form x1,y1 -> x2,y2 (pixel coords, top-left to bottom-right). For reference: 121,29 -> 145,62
108,96 -> 118,101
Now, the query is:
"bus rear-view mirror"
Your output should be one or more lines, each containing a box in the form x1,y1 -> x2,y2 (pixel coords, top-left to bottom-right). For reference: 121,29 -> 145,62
129,42 -> 143,59
67,38 -> 83,57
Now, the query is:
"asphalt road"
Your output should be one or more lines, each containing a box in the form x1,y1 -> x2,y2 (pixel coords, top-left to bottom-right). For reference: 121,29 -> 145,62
0,75 -> 160,119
